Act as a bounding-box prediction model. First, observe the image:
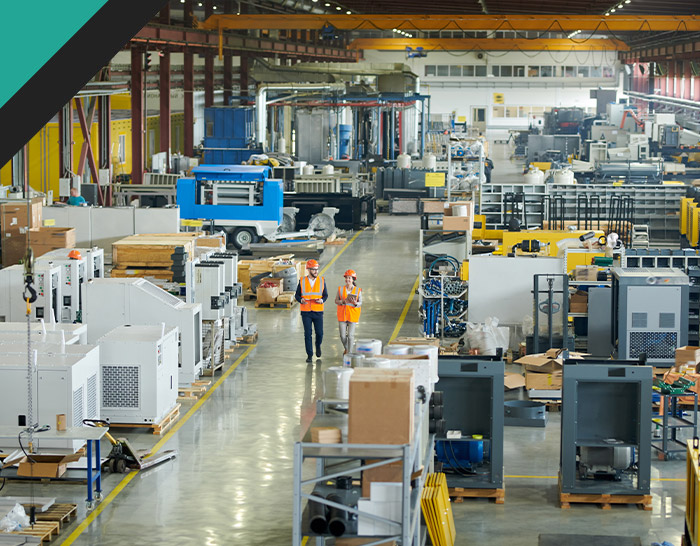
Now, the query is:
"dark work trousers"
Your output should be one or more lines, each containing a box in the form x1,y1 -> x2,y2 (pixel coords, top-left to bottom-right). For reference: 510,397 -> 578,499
301,311 -> 324,357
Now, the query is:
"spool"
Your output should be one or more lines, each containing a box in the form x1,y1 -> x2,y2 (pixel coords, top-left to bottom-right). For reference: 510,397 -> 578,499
343,352 -> 365,368
385,344 -> 411,355
354,339 -> 382,356
302,164 -> 315,176
451,205 -> 468,217
324,367 -> 354,399
423,153 -> 437,170
322,164 -> 335,175
364,357 -> 393,369
397,153 -> 412,169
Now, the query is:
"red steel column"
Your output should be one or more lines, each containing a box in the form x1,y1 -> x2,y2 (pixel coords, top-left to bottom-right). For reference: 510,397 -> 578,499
184,50 -> 194,156
240,54 -> 250,97
130,47 -> 144,185
205,52 -> 214,107
159,3 -> 170,24
160,49 -> 171,163
684,61 -> 692,100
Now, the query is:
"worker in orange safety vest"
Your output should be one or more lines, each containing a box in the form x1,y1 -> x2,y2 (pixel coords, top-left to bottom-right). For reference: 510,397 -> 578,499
295,259 -> 328,363
335,269 -> 362,354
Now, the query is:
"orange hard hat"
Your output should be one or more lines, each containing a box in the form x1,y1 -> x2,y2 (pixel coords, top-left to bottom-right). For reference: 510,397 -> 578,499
344,269 -> 356,279
306,259 -> 319,269
68,250 -> 82,260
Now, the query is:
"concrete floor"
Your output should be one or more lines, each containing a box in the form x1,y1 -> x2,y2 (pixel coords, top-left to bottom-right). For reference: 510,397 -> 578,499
0,155 -> 691,545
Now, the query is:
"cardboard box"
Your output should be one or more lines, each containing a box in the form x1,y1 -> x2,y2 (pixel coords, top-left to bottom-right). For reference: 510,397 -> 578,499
256,285 -> 280,304
525,371 -> 563,390
349,368 -> 415,445
676,346 -> 700,367
504,372 -> 526,390
311,426 -> 341,443
574,266 -> 599,281
362,462 -> 403,497
1,198 -> 43,235
29,227 -> 76,257
7,452 -> 82,478
516,354 -> 563,373
443,215 -> 474,232
56,414 -> 67,431
389,337 -> 440,348
1,231 -> 29,266
443,201 -> 475,217
421,199 -> 447,214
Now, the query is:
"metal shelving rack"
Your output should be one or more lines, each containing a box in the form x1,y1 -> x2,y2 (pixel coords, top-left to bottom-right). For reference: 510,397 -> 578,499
479,182 -> 547,229
652,392 -> 698,460
293,402 -> 433,546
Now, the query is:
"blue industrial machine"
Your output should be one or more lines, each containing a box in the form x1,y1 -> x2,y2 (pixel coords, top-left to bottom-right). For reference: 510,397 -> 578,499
177,165 -> 284,248
203,107 -> 262,164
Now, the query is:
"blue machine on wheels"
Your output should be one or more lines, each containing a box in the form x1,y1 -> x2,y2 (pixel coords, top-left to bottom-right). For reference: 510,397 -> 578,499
177,165 -> 284,249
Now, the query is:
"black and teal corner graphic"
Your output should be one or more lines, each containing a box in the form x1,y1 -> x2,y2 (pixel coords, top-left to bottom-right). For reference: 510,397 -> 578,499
0,0 -> 168,168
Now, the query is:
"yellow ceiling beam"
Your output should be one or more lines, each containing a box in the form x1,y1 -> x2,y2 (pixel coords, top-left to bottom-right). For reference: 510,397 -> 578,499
348,38 -> 629,51
198,14 -> 700,32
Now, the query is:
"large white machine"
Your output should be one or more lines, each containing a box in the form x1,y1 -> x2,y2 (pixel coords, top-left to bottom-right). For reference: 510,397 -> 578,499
0,321 -> 88,343
0,262 -> 62,323
98,325 -> 179,425
0,331 -> 79,345
193,261 -> 226,321
36,250 -> 88,323
0,347 -> 100,451
83,278 -> 203,385
40,247 -> 105,281
207,252 -> 243,342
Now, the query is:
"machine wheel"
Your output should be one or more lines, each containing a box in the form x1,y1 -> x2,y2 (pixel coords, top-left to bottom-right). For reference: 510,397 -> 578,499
115,459 -> 128,474
107,459 -> 116,473
86,501 -> 95,512
230,227 -> 260,249
95,492 -> 104,501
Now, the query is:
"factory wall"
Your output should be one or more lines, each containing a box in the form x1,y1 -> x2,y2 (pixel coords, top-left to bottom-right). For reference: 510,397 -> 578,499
363,49 -> 622,129
0,111 -> 185,197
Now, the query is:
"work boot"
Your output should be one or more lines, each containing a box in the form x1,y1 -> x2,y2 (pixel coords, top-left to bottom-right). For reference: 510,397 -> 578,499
306,355 -> 313,363
316,346 -> 322,358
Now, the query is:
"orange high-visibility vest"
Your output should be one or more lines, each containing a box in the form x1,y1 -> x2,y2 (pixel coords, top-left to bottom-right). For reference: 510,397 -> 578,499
336,286 -> 361,323
300,276 -> 325,312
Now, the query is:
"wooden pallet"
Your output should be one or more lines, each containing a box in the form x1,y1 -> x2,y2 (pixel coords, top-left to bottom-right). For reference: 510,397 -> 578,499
529,399 -> 562,412
449,487 -> 505,504
23,503 -> 78,528
109,403 -> 181,435
255,299 -> 296,309
559,491 -> 652,510
243,291 -> 256,301
9,521 -> 60,543
325,237 -> 347,246
201,358 -> 224,377
178,381 -> 209,400
238,332 -> 259,344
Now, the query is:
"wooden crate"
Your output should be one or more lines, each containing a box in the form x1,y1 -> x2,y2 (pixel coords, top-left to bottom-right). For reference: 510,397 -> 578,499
110,267 -> 174,281
112,234 -> 197,267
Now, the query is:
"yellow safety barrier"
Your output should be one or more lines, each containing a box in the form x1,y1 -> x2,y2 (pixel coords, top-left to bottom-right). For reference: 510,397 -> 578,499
421,473 -> 456,546
686,440 -> 700,546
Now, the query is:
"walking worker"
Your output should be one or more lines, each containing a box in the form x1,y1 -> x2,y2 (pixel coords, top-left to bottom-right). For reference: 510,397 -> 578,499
335,269 -> 362,354
295,259 -> 328,363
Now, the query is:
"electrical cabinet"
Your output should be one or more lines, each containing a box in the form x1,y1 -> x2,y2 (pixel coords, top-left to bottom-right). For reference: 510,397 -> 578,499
612,268 -> 689,365
40,247 -> 105,281
36,251 -> 88,323
98,325 -> 179,425
207,252 -> 242,341
194,262 -> 226,321
0,347 -> 100,451
83,278 -> 203,385
0,322 -> 88,344
0,262 -> 62,323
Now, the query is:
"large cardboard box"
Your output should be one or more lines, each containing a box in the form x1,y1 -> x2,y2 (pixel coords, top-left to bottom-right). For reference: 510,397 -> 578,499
421,199 -> 446,214
1,231 -> 28,266
0,198 -> 43,235
516,354 -> 563,373
29,227 -> 76,257
349,368 -> 415,445
525,371 -> 563,390
574,266 -> 599,281
7,453 -> 82,478
443,201 -> 475,217
676,346 -> 700,367
569,289 -> 588,314
504,372 -> 526,390
443,215 -> 474,232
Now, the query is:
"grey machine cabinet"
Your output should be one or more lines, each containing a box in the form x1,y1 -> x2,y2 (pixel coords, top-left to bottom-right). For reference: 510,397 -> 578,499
612,267 -> 689,366
560,360 -> 652,495
436,355 -> 504,489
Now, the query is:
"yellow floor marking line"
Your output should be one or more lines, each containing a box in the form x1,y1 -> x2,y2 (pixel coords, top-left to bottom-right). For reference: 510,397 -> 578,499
319,229 -> 363,276
389,274 -> 421,342
60,346 -> 255,545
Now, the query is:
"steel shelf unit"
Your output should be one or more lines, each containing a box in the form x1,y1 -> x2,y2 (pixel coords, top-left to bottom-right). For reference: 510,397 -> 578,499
293,402 -> 433,546
652,392 -> 698,460
479,182 -> 546,230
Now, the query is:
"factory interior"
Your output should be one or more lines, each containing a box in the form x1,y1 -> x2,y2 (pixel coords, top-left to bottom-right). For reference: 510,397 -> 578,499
1,1 -> 700,545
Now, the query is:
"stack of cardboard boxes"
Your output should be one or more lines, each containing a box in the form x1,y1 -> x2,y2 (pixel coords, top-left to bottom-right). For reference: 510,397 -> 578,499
0,198 -> 43,266
421,199 -> 475,232
516,349 -> 586,393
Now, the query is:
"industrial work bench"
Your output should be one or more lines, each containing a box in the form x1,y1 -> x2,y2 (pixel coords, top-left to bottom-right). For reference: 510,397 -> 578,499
0,426 -> 108,510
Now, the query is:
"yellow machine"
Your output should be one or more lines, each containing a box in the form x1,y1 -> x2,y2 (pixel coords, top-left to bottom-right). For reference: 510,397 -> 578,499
497,229 -> 605,256
681,197 -> 700,247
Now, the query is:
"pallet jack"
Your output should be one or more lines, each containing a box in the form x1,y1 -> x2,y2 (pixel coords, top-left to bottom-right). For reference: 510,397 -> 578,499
83,419 -> 177,473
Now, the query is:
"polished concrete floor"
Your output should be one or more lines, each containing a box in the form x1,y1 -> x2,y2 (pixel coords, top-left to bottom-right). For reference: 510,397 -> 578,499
1,168 -> 691,545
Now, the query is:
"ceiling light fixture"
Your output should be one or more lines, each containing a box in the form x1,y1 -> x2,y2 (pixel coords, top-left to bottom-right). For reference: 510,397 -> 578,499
213,5 -> 217,8
325,2 -> 330,6
610,8 -> 616,12
336,6 -> 341,9
346,10 -> 351,14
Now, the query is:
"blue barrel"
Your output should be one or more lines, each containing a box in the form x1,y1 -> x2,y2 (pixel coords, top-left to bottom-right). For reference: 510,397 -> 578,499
338,124 -> 352,159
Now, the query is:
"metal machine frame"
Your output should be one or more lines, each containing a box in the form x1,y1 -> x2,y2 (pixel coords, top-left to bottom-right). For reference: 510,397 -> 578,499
560,359 -> 652,496
0,262 -> 62,323
37,251 -> 88,323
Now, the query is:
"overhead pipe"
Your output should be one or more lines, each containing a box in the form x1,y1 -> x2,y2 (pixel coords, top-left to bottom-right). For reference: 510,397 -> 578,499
256,82 -> 346,151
